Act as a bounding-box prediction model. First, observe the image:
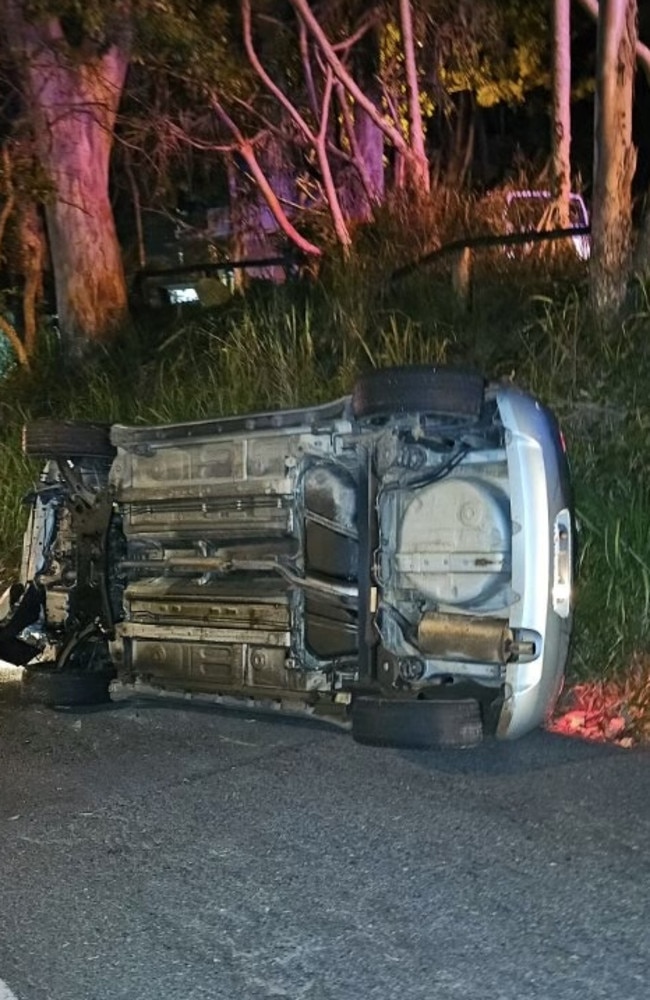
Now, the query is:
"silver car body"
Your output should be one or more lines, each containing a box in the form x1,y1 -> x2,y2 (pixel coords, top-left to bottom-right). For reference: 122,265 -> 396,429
10,371 -> 573,743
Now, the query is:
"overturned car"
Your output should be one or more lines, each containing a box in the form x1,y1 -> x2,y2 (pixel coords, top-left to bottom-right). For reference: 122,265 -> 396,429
1,366 -> 573,748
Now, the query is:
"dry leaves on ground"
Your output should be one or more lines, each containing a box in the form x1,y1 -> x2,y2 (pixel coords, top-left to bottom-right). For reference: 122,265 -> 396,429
548,653 -> 650,748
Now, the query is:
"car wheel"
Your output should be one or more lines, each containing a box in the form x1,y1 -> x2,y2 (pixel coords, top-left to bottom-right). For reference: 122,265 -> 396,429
22,420 -> 115,460
22,665 -> 114,707
351,695 -> 483,749
351,365 -> 485,420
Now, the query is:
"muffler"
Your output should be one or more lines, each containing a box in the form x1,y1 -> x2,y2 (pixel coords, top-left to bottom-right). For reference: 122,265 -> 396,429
417,612 -> 528,664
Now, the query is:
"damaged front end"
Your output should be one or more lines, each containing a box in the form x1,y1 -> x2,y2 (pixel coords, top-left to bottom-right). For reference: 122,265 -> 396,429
0,581 -> 45,666
2,444 -> 120,703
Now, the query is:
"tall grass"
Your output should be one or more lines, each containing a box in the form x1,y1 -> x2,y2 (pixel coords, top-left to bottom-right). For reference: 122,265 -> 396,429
2,224 -> 650,685
0,430 -> 36,578
510,280 -> 650,678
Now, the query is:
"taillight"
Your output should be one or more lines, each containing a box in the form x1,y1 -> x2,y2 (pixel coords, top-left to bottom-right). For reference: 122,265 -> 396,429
552,508 -> 572,618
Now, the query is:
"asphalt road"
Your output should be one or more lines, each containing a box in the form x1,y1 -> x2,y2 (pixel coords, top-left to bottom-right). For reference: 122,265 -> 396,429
0,690 -> 649,1000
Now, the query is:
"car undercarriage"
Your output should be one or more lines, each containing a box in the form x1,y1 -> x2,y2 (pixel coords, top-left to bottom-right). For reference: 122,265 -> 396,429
1,366 -> 573,749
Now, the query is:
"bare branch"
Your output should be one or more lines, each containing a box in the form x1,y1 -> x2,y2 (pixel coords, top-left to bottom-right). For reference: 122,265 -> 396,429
242,0 -> 316,144
124,154 -> 145,269
242,0 -> 350,248
315,65 -> 352,247
331,11 -> 379,54
335,81 -> 378,208
317,65 -> 334,144
299,19 -> 320,117
380,83 -> 404,138
289,0 -> 411,156
164,118 -> 239,154
210,96 -> 322,257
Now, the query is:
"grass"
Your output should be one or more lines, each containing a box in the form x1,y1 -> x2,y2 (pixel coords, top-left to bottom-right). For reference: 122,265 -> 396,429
0,428 -> 35,579
1,225 -> 650,695
509,280 -> 650,683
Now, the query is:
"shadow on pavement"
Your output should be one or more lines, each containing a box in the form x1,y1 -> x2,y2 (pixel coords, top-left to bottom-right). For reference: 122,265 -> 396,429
2,676 -> 644,771
399,727 -> 634,776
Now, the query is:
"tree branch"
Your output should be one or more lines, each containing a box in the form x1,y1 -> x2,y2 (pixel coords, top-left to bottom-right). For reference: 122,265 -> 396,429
210,96 -> 322,257
242,0 -> 350,248
299,20 -> 320,118
242,0 -> 316,144
335,81 -> 378,208
315,66 -> 351,246
289,0 -> 411,156
331,11 -> 379,54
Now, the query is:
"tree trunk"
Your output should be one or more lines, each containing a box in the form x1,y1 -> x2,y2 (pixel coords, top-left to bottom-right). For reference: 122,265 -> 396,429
34,59 -> 129,350
17,199 -> 45,359
574,0 -> 650,82
0,142 -> 43,366
5,8 -> 130,353
211,98 -> 322,260
590,0 -> 638,324
338,31 -> 384,221
445,92 -> 475,189
551,0 -> 572,226
354,102 -> 385,205
399,0 -> 430,194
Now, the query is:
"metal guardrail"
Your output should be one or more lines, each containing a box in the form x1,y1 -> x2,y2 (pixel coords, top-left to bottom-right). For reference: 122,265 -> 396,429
132,253 -> 300,296
390,226 -> 591,282
131,225 -> 591,305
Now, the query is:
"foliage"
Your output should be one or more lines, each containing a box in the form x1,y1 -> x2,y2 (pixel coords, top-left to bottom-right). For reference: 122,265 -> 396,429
132,1 -> 235,86
0,0 -> 589,353
483,277 -> 650,694
111,0 -> 561,262
417,0 -> 551,108
0,330 -> 15,375
380,19 -> 435,124
0,420 -> 35,582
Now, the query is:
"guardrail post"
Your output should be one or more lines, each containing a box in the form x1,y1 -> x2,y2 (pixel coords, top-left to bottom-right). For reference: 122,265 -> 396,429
451,246 -> 472,313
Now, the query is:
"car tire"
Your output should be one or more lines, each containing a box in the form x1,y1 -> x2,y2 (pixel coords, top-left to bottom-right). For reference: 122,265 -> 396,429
22,420 -> 115,460
22,665 -> 114,707
351,695 -> 483,749
351,365 -> 485,420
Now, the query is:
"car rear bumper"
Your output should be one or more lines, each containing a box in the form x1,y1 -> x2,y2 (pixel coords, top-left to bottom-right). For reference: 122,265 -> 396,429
496,387 -> 573,738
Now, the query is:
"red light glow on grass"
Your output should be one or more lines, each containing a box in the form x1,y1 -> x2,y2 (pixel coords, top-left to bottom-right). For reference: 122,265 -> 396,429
547,653 -> 650,747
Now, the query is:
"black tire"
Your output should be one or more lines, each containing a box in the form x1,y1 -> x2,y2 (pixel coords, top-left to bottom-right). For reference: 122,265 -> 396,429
351,365 -> 485,421
351,696 -> 483,749
22,420 -> 115,460
22,666 -> 114,707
